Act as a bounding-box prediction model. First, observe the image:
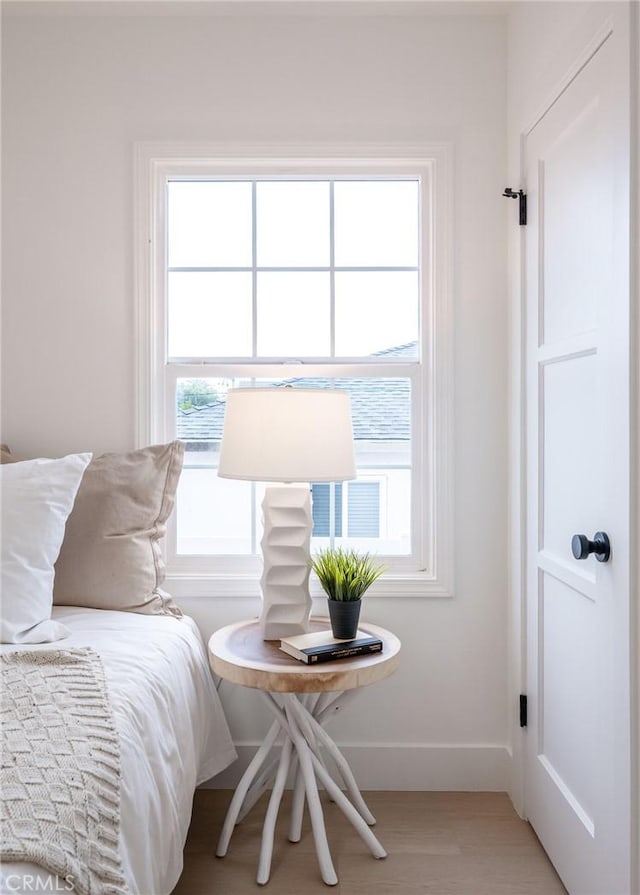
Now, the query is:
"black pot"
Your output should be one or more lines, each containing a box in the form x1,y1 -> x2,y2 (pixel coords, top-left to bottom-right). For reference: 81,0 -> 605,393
327,599 -> 361,640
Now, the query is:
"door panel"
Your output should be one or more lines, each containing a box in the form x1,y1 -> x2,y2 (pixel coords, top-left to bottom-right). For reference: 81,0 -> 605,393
540,572 -> 596,821
541,101 -> 608,345
525,28 -> 631,895
542,355 -> 599,563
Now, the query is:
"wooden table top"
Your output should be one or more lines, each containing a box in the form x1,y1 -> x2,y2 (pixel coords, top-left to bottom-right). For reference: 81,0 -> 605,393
208,617 -> 401,694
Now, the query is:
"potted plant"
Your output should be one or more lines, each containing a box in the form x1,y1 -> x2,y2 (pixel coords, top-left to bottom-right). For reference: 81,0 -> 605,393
310,547 -> 386,640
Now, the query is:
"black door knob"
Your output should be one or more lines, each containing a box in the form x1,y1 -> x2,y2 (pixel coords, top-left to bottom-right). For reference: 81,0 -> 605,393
571,532 -> 611,563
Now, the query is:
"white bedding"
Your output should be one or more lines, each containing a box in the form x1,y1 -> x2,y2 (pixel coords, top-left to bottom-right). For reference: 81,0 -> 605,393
0,606 -> 237,895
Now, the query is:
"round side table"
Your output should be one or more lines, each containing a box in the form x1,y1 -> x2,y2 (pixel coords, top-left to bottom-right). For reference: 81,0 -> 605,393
208,617 -> 401,887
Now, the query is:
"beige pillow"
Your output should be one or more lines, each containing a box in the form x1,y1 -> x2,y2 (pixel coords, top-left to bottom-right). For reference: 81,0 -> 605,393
50,442 -> 184,616
0,446 -> 19,463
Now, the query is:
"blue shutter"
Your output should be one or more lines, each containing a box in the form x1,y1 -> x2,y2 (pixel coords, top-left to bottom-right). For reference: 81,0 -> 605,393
312,483 -> 342,537
311,484 -> 330,536
347,482 -> 380,538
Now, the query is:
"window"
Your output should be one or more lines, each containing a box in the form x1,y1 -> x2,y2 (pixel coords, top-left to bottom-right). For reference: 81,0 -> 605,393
136,146 -> 453,598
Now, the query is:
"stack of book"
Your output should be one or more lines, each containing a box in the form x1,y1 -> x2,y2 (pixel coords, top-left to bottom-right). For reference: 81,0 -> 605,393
279,629 -> 383,665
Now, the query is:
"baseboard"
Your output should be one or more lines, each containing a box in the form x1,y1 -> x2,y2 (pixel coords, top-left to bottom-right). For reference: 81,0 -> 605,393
202,743 -> 510,791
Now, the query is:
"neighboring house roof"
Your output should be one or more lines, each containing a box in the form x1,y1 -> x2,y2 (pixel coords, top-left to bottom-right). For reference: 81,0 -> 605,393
177,402 -> 227,444
177,342 -> 415,444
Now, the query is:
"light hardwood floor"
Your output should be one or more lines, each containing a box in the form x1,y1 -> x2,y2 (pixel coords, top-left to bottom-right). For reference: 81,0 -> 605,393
172,790 -> 568,894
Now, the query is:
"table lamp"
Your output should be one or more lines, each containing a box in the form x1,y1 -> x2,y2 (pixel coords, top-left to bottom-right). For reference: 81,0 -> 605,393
217,387 -> 356,640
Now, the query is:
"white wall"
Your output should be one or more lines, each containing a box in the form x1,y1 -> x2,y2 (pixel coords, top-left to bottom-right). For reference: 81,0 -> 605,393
1,4 -> 508,789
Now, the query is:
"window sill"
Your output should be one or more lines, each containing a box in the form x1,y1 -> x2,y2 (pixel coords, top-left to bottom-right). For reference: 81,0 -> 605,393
164,572 -> 453,600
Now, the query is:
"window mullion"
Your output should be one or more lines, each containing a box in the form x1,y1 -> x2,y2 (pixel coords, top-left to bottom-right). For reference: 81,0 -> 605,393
329,180 -> 336,358
250,187 -> 259,556
251,181 -> 258,358
328,482 -> 335,546
251,482 -> 257,556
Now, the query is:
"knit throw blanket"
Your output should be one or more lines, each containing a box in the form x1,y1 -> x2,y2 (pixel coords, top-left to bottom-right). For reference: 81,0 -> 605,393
1,648 -> 129,895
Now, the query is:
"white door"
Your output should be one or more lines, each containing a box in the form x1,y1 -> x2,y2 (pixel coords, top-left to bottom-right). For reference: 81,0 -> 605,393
524,30 -> 631,895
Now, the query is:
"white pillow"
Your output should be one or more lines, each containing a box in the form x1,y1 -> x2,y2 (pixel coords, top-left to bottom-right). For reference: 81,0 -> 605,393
1,453 -> 92,643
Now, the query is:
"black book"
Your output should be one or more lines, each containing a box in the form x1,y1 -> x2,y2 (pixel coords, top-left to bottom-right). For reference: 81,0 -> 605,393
280,629 -> 383,664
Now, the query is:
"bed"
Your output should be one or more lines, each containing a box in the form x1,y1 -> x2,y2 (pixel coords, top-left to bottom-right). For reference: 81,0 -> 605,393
1,444 -> 238,893
0,606 -> 237,895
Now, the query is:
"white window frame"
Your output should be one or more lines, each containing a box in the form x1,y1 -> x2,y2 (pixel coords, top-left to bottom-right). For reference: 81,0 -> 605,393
134,143 -> 454,599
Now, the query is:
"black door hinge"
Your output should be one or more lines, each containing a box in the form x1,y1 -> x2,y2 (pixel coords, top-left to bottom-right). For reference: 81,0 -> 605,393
503,188 -> 527,225
519,694 -> 528,728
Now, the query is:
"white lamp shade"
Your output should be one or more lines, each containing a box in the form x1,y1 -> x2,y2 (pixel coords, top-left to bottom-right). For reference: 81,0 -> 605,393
217,387 -> 356,483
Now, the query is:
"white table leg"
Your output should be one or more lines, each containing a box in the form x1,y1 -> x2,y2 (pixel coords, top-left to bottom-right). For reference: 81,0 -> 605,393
293,697 -> 376,825
217,719 -> 281,857
309,690 -> 376,823
218,688 -> 386,886
290,696 -> 333,789
257,736 -> 293,885
283,697 -> 338,886
313,690 -> 337,717
276,698 -> 330,845
288,759 -> 306,843
313,691 -> 361,777
289,691 -> 375,840
302,743 -> 386,860
283,697 -> 385,867
237,757 -> 279,824
315,688 -> 360,726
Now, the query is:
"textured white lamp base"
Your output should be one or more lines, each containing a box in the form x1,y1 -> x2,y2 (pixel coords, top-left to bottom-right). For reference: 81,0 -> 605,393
259,485 -> 312,641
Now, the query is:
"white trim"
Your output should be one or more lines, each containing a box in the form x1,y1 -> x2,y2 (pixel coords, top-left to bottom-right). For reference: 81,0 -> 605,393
204,743 -> 510,792
166,572 -> 452,600
506,125 -> 528,820
631,2 -> 640,889
134,142 -> 454,600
